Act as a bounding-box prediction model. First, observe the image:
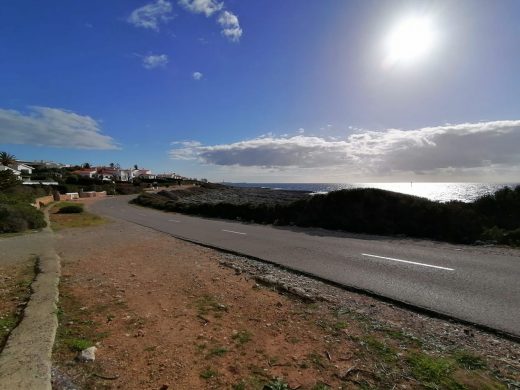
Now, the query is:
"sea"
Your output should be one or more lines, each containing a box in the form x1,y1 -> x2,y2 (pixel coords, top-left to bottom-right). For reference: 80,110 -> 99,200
227,182 -> 519,203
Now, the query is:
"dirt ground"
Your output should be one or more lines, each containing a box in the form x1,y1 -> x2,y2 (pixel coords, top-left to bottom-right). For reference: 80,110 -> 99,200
0,258 -> 35,350
50,203 -> 519,390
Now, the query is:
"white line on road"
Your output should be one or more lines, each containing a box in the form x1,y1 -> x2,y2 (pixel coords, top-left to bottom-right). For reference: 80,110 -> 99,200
361,253 -> 454,271
221,229 -> 247,235
168,219 -> 181,223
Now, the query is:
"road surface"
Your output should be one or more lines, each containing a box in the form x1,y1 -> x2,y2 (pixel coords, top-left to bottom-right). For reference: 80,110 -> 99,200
90,195 -> 520,337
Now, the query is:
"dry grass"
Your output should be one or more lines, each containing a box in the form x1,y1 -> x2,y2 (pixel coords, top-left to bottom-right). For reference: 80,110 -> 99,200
0,258 -> 36,350
49,202 -> 106,231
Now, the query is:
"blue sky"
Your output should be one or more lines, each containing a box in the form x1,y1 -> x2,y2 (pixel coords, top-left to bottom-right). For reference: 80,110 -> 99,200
1,0 -> 519,182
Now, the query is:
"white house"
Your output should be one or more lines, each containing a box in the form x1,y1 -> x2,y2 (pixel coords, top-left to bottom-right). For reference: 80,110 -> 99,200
20,160 -> 70,169
0,165 -> 22,180
71,169 -> 98,179
134,169 -> 156,180
116,169 -> 133,182
9,163 -> 33,175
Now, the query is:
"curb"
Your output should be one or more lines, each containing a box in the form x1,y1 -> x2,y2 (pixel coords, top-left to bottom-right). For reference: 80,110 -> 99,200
0,208 -> 61,390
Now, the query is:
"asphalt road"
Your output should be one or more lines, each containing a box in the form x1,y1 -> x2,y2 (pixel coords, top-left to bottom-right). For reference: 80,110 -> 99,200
91,195 -> 520,337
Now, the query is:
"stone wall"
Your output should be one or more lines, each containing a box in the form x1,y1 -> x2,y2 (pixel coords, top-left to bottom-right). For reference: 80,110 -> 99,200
79,191 -> 107,198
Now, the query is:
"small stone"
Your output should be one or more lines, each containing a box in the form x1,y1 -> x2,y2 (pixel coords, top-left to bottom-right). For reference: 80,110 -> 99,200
77,346 -> 97,362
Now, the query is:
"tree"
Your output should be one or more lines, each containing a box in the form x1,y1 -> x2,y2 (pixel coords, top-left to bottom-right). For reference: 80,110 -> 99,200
134,164 -> 138,170
0,152 -> 16,166
82,162 -> 91,169
0,170 -> 19,190
109,162 -> 115,168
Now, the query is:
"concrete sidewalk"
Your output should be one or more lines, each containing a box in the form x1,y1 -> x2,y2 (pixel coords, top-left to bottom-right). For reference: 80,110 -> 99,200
0,230 -> 50,267
0,210 -> 61,390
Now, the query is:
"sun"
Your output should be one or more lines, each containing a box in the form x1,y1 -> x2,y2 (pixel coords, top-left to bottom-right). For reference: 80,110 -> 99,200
384,15 -> 436,67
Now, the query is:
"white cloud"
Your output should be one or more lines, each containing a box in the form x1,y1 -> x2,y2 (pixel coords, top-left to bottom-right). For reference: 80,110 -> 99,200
177,1 -> 242,42
128,0 -> 173,31
169,120 -> 520,178
142,54 -> 169,69
217,10 -> 242,42
0,106 -> 119,150
178,0 -> 223,17
192,71 -> 203,80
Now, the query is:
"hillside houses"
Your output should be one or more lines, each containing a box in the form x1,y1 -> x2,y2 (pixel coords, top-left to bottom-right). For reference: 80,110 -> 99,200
1,156 -> 186,185
156,173 -> 184,180
70,166 -> 160,182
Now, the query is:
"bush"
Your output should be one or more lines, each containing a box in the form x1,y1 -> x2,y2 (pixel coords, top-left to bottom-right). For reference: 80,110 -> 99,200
0,171 -> 19,190
58,205 -> 83,214
0,203 -> 46,233
132,185 -> 520,246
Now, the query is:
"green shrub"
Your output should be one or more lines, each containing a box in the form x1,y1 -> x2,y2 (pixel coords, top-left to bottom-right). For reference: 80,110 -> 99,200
65,338 -> 92,352
0,171 -> 19,190
264,378 -> 290,390
132,185 -> 520,246
407,352 -> 455,386
0,203 -> 46,233
58,205 -> 83,214
454,351 -> 486,370
0,184 -> 48,233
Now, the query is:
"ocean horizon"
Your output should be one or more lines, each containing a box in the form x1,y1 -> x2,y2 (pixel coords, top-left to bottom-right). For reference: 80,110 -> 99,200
227,182 -> 519,203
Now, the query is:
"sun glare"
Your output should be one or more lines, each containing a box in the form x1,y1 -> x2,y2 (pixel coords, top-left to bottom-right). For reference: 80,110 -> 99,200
384,15 -> 436,67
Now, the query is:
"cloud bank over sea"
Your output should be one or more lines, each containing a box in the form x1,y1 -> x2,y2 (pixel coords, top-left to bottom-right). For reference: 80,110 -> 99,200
170,120 -> 520,181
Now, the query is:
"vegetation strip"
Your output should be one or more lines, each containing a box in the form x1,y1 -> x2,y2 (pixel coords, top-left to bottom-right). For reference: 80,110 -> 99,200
0,258 -> 37,351
134,183 -> 520,246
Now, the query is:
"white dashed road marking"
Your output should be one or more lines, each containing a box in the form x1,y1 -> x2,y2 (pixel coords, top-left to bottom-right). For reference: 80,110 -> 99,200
221,229 -> 247,235
361,253 -> 454,271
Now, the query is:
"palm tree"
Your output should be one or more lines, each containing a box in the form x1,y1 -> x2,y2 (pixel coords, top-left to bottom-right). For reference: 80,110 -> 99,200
0,151 -> 16,166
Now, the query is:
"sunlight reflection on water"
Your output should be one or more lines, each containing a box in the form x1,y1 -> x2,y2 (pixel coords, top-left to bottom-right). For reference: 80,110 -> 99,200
230,182 -> 518,203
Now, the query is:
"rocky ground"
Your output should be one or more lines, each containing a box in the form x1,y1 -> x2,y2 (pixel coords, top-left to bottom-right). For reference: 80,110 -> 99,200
48,204 -> 520,390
